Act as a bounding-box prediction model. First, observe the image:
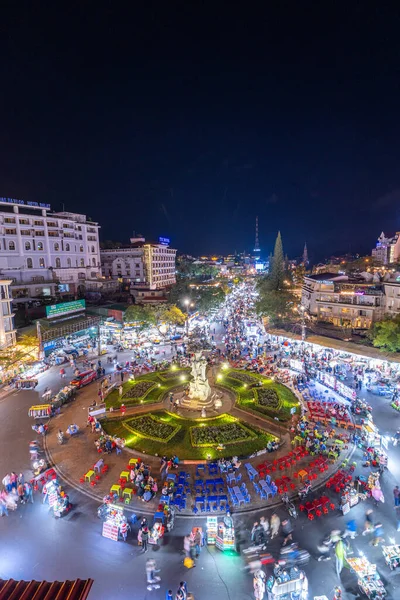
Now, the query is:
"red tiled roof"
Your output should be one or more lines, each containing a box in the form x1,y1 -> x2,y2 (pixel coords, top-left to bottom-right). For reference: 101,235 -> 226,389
0,578 -> 94,600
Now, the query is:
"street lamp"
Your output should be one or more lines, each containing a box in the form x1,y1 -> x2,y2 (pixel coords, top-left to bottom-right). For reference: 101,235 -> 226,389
299,305 -> 306,342
183,298 -> 190,335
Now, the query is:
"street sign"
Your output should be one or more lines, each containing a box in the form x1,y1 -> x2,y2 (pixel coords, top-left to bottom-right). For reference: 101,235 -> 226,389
46,299 -> 86,319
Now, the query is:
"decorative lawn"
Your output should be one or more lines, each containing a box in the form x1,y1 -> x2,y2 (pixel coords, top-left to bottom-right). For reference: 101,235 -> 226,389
105,369 -> 189,408
219,369 -> 299,423
102,411 -> 275,460
123,414 -> 180,443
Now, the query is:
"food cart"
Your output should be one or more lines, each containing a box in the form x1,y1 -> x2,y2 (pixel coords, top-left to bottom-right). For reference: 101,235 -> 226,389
215,513 -> 236,552
340,485 -> 360,515
347,557 -> 386,598
206,516 -> 218,545
382,545 -> 400,570
28,404 -> 52,419
266,568 -> 308,600
101,503 -> 127,542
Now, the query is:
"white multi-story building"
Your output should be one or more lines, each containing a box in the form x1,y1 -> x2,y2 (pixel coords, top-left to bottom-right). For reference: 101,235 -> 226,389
372,231 -> 400,265
0,197 -> 101,298
302,273 -> 384,329
101,237 -> 177,303
0,280 -> 16,347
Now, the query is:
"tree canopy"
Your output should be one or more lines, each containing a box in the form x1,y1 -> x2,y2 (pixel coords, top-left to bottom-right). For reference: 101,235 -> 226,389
368,316 -> 400,352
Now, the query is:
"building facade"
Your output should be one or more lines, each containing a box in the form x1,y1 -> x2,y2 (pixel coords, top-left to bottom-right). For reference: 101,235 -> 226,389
0,280 -> 16,347
372,231 -> 400,265
302,273 -> 384,329
0,198 -> 101,298
100,238 -> 177,303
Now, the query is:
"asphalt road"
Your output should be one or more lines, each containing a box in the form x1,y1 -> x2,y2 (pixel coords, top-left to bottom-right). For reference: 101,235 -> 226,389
1,323 -> 400,599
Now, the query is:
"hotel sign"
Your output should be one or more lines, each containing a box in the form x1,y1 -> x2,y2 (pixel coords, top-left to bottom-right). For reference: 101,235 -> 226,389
46,299 -> 86,319
0,197 -> 51,209
159,236 -> 170,245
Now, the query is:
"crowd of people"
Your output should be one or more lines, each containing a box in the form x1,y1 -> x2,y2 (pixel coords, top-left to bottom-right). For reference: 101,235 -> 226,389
1,472 -> 34,515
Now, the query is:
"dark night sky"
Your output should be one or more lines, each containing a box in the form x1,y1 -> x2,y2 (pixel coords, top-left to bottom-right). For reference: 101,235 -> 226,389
1,3 -> 400,261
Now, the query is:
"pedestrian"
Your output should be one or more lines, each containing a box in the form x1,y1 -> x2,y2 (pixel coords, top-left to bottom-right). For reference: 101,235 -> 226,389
120,371 -> 124,382
260,516 -> 269,538
165,590 -> 173,600
371,522 -> 384,547
119,385 -> 123,397
120,520 -> 129,541
17,482 -> 25,503
335,539 -> 347,578
194,528 -> 201,557
183,534 -> 191,557
24,482 -> 34,504
362,509 -> 374,535
146,558 -> 160,590
121,404 -> 126,417
0,496 -> 8,517
393,485 -> 400,507
2,473 -> 11,493
10,472 -> 17,490
281,518 -> 293,546
178,581 -> 188,600
141,526 -> 149,552
342,519 -> 357,540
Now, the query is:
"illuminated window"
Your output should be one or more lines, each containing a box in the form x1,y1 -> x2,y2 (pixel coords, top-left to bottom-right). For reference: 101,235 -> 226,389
54,243 -> 60,251
80,245 -> 84,252
27,258 -> 33,268
37,242 -> 43,251
39,258 -> 45,268
25,241 -> 31,251
9,241 -> 15,251
55,258 -> 61,268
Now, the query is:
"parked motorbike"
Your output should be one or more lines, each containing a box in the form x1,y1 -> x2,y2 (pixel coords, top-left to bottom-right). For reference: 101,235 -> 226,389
281,493 -> 298,519
57,430 -> 64,445
32,458 -> 48,477
298,482 -> 311,500
32,423 -> 48,436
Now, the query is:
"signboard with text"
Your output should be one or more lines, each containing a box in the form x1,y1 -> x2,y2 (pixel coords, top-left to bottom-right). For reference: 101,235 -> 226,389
102,521 -> 119,541
158,236 -> 170,245
46,299 -> 86,320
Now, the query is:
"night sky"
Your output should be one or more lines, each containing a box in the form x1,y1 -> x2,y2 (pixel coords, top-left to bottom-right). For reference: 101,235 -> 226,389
1,4 -> 400,261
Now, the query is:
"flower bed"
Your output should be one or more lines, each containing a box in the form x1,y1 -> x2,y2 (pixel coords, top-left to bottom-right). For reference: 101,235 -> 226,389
123,415 -> 180,443
190,422 -> 256,447
159,370 -> 187,380
254,388 -> 282,410
123,381 -> 155,399
229,371 -> 258,384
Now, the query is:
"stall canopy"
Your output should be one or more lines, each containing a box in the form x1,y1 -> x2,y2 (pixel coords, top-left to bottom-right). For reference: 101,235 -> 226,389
0,578 -> 94,600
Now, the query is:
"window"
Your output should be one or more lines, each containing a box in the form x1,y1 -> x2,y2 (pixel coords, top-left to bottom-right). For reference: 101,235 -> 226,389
33,220 -> 44,226
55,258 -> 61,268
9,241 -> 15,251
92,257 -> 96,266
25,241 -> 31,251
91,246 -> 95,253
80,245 -> 84,252
65,243 -> 70,251
54,243 -> 60,251
19,218 -> 30,225
39,258 -> 45,268
67,258 -> 71,267
27,258 -> 33,268
5,229 -> 16,235
37,242 -> 43,251
80,258 -> 85,267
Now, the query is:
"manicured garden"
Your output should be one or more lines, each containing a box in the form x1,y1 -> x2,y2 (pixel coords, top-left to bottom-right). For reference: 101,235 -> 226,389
105,369 -> 189,408
218,368 -> 299,422
102,411 -> 276,460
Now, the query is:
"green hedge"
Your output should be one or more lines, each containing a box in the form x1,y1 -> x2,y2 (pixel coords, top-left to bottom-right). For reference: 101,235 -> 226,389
190,422 -> 256,447
123,414 -> 180,443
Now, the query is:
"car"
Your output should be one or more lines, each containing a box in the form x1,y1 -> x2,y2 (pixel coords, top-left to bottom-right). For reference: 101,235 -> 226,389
70,370 -> 97,388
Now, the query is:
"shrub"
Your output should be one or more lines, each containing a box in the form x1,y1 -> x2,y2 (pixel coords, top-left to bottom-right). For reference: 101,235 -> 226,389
190,422 -> 256,447
123,381 -> 154,399
229,372 -> 258,384
124,415 -> 180,442
159,370 -> 186,380
255,388 -> 281,409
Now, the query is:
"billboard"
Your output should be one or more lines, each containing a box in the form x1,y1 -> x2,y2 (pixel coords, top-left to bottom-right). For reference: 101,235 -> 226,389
46,299 -> 86,319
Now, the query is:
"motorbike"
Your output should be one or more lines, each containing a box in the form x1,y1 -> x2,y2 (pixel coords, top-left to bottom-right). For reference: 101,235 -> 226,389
298,482 -> 311,500
279,543 -> 310,568
57,431 -> 64,445
32,423 -> 48,436
281,494 -> 298,519
54,498 -> 72,518
32,458 -> 48,477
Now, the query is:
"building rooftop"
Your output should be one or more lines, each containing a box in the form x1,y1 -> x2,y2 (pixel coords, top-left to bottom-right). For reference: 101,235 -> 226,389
305,273 -> 344,281
0,578 -> 93,600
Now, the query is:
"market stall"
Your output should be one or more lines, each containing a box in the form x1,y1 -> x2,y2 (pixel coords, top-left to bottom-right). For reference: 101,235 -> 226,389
382,545 -> 400,570
340,485 -> 360,515
347,556 -> 386,599
28,404 -> 52,419
215,513 -> 236,552
206,516 -> 218,545
50,385 -> 76,410
101,504 -> 127,542
266,568 -> 308,600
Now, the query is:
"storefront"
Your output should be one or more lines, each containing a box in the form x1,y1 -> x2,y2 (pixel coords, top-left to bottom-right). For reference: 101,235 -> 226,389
215,514 -> 235,552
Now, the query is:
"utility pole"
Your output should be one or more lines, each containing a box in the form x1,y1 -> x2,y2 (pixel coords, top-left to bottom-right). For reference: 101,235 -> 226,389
36,320 -> 44,360
97,323 -> 102,357
300,306 -> 306,342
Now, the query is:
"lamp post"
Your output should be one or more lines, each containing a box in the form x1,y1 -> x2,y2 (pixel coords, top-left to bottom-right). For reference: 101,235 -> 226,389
183,298 -> 190,336
299,305 -> 306,342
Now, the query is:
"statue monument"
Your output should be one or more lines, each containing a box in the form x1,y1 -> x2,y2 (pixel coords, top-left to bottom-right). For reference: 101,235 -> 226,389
188,352 -> 211,401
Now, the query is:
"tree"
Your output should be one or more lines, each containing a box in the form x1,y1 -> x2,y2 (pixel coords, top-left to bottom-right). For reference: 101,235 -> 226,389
270,231 -> 285,291
168,276 -> 191,305
196,287 -> 225,313
124,305 -> 155,331
368,316 -> 400,352
255,289 -> 297,326
151,304 -> 186,337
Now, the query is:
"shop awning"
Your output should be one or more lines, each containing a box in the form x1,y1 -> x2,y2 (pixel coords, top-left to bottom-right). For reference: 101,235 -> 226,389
0,578 -> 94,600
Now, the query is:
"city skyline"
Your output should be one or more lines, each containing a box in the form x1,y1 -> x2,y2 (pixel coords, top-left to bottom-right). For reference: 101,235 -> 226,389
2,5 -> 400,260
